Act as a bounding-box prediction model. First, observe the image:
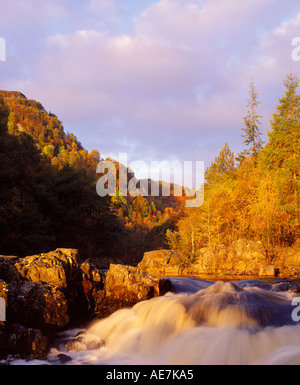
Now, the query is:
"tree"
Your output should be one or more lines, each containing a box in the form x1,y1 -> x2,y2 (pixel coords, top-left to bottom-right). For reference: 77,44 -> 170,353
261,72 -> 300,243
248,174 -> 292,261
166,207 -> 205,260
237,81 -> 264,164
205,142 -> 235,185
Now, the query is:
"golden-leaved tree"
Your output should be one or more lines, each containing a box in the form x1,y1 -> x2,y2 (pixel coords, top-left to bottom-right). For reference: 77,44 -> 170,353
166,73 -> 299,264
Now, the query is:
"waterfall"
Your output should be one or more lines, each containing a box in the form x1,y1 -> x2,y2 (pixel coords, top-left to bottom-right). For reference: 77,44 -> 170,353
26,278 -> 300,365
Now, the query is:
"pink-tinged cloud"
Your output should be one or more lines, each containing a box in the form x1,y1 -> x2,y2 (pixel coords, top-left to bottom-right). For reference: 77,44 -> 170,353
1,0 -> 300,170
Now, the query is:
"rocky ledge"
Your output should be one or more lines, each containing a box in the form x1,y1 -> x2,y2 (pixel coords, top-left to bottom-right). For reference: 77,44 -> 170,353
137,240 -> 300,278
0,249 -> 172,359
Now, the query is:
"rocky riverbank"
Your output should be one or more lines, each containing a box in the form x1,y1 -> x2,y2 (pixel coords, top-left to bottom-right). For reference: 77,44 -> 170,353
1,240 -> 299,361
137,240 -> 300,278
0,249 -> 172,359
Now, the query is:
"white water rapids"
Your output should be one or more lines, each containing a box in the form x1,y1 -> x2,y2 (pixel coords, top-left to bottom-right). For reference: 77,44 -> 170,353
15,278 -> 300,365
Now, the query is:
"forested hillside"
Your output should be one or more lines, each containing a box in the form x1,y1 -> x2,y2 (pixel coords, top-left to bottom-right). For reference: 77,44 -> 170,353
0,72 -> 299,266
166,73 -> 299,263
0,91 -> 181,264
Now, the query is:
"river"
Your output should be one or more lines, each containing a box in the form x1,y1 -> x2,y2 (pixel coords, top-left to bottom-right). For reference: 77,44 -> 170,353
12,277 -> 300,365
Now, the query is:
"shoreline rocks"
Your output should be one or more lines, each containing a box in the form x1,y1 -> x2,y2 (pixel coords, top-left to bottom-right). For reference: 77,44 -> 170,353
0,249 -> 173,360
137,241 -> 300,279
105,264 -> 172,303
1,241 -> 299,360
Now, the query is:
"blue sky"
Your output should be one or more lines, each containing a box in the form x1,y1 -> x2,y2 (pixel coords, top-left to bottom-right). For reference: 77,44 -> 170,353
0,0 -> 300,184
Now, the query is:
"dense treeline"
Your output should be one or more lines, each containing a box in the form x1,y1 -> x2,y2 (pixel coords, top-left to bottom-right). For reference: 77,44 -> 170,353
0,91 -> 180,263
0,95 -> 120,259
1,90 -> 100,171
0,72 -> 298,266
166,73 -> 299,263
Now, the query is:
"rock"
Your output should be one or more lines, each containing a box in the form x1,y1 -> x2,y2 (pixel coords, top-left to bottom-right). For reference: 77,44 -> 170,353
0,280 -> 8,327
7,281 -> 69,330
105,264 -> 173,304
259,265 -> 277,277
280,266 -> 300,278
6,324 -> 48,358
137,241 -> 269,277
234,239 -> 265,260
15,249 -> 80,289
0,248 -> 175,358
79,261 -> 106,317
65,332 -> 105,351
56,353 -> 72,364
0,256 -> 20,282
137,250 -> 184,276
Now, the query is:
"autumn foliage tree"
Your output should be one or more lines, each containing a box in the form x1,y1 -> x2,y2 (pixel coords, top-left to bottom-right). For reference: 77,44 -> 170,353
167,73 -> 300,262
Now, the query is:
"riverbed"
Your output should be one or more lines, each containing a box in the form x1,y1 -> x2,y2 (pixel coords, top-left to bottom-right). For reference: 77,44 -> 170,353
11,277 -> 300,365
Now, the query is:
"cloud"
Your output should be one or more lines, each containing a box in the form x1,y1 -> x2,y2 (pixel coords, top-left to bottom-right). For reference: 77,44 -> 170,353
1,0 -> 300,171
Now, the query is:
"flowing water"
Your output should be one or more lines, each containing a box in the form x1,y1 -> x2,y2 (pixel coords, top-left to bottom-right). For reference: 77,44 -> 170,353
13,277 -> 300,365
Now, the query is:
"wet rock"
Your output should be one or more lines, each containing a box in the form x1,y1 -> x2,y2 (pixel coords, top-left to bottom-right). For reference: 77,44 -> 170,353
65,334 -> 105,351
6,324 -> 48,358
56,353 -> 72,364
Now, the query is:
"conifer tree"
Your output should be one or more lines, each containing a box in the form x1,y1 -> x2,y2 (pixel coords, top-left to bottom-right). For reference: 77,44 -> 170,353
205,142 -> 235,185
261,72 -> 300,243
237,80 -> 264,164
263,72 -> 300,173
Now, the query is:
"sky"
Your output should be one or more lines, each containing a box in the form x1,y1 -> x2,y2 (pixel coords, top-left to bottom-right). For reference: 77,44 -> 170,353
0,0 -> 300,185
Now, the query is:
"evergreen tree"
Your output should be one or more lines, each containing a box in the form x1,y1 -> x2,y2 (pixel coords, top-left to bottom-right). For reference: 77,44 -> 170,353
261,72 -> 300,243
237,80 -> 264,164
262,72 -> 300,172
205,142 -> 235,185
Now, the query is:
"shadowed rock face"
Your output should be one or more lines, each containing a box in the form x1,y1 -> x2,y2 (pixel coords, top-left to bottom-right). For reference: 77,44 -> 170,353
0,249 -> 173,359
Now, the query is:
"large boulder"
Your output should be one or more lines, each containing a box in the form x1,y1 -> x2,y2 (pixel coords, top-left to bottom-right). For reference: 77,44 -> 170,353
105,264 -> 173,304
137,250 -> 183,276
259,265 -> 277,277
15,248 -> 80,289
7,281 -> 69,330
